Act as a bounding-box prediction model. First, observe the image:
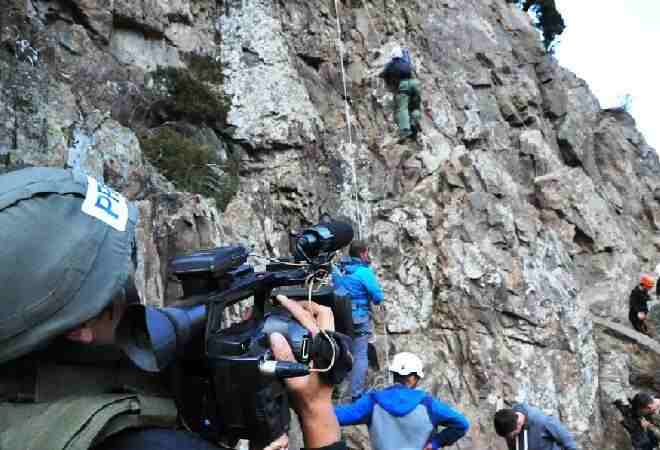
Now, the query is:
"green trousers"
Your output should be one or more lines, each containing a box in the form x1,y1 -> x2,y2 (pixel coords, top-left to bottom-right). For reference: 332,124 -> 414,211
397,78 -> 422,136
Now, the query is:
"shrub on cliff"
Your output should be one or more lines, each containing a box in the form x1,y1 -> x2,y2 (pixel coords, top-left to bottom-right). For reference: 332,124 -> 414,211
139,127 -> 239,211
149,63 -> 229,128
511,0 -> 566,52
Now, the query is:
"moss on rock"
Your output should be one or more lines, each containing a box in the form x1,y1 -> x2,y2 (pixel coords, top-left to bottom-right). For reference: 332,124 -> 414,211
139,127 -> 239,210
150,65 -> 229,127
185,52 -> 224,85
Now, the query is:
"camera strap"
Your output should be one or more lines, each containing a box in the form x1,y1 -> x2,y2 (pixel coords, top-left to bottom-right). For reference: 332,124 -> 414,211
310,331 -> 353,385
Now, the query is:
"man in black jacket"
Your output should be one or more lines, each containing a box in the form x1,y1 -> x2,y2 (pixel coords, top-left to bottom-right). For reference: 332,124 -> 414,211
629,274 -> 655,334
615,393 -> 660,450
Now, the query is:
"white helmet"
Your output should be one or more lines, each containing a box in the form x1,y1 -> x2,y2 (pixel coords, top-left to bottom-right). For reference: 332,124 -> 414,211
389,45 -> 404,60
655,263 -> 660,276
389,352 -> 424,378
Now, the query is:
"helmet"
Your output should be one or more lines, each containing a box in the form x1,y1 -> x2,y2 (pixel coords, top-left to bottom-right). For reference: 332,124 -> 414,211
389,45 -> 403,60
389,352 -> 424,378
0,167 -> 138,364
641,274 -> 655,289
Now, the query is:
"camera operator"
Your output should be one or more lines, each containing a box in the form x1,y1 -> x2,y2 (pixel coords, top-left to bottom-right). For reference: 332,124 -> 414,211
0,167 -> 345,450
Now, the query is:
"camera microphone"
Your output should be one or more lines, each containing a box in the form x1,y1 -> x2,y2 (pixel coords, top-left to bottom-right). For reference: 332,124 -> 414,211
295,221 -> 354,259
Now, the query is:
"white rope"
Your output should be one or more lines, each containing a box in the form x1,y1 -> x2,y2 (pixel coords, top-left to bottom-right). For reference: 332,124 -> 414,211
333,2 -> 400,394
333,0 -> 363,240
335,0 -> 393,384
384,306 -> 391,385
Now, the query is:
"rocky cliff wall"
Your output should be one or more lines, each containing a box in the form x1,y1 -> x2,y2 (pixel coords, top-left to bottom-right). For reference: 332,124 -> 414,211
2,0 -> 660,448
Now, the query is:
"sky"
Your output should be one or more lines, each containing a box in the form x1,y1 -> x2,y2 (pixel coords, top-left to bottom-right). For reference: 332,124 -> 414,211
554,0 -> 660,150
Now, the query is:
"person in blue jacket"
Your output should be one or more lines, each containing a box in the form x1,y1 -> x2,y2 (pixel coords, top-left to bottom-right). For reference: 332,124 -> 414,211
335,352 -> 469,450
333,240 -> 385,401
494,403 -> 578,450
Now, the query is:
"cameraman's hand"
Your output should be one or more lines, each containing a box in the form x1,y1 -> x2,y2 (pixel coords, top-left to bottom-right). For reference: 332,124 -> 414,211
263,433 -> 288,450
269,295 -> 340,449
641,418 -> 651,429
274,294 -> 335,333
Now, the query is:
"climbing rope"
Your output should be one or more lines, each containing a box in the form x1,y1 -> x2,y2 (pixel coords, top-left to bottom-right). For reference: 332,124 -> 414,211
346,10 -> 463,449
333,0 -> 364,241
355,0 -> 394,386
383,306 -> 392,384
333,0 -> 397,386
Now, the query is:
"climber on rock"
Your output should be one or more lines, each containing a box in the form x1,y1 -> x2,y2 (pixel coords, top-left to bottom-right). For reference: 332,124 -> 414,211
332,240 -> 384,401
379,45 -> 422,143
334,352 -> 469,450
629,274 -> 654,335
494,403 -> 578,450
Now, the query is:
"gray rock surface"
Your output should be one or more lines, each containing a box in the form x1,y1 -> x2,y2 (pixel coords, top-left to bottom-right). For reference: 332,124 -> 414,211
3,0 -> 660,449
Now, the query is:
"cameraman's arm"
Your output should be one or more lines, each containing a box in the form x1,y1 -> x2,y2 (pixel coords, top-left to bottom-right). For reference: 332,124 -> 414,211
270,296 -> 344,450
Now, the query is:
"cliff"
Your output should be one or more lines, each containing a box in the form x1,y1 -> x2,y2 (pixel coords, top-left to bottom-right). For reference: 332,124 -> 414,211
2,0 -> 660,448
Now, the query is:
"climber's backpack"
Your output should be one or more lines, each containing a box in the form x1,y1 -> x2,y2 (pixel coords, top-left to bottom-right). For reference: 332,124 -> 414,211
400,48 -> 413,70
386,47 -> 414,79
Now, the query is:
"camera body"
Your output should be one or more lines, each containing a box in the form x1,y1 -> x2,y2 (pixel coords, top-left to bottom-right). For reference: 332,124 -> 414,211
118,222 -> 355,448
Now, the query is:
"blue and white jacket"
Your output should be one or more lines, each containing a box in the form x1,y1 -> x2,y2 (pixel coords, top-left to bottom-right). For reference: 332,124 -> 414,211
335,384 -> 469,450
332,257 -> 384,324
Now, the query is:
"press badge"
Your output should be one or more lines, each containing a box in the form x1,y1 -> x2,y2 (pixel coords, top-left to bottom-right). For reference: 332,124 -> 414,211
81,176 -> 129,232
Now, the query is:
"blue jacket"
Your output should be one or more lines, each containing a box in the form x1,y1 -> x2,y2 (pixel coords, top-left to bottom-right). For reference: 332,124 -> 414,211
335,384 -> 469,450
509,403 -> 578,450
332,257 -> 384,324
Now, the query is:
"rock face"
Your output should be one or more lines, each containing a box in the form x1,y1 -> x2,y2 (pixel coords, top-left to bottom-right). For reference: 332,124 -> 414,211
3,0 -> 660,448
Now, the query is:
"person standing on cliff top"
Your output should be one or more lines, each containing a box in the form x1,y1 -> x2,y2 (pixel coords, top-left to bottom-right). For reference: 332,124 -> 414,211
629,274 -> 654,335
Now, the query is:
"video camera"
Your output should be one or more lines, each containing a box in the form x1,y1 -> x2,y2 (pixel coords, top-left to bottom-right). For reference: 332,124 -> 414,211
116,220 -> 355,447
